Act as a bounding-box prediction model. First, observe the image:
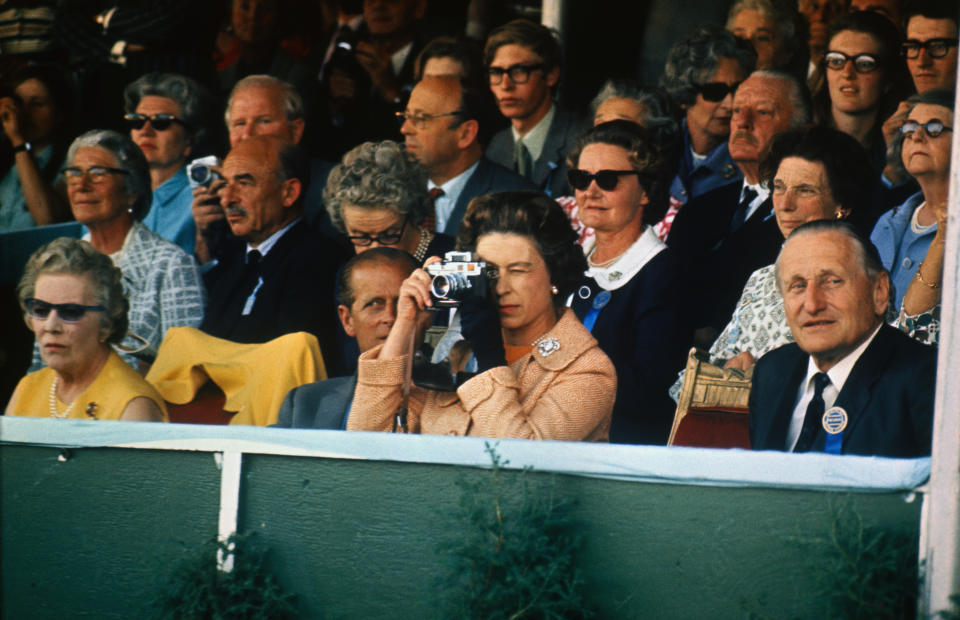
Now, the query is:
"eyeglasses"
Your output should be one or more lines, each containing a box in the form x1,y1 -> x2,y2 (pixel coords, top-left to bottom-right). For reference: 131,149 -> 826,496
567,169 -> 640,191
899,119 -> 953,139
395,109 -> 463,130
902,38 -> 959,59
63,165 -> 130,184
123,113 -> 187,131
488,62 -> 546,85
346,218 -> 408,247
25,298 -> 105,322
698,81 -> 741,102
823,51 -> 880,73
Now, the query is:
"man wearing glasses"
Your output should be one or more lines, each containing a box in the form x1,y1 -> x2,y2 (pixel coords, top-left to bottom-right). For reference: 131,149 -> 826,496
399,75 -> 532,236
123,72 -> 210,256
902,0 -> 958,94
482,19 -> 586,197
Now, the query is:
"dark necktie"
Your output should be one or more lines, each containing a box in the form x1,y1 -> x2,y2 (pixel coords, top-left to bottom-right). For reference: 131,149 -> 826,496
794,372 -> 831,452
729,187 -> 758,233
423,187 -> 444,233
515,139 -> 533,179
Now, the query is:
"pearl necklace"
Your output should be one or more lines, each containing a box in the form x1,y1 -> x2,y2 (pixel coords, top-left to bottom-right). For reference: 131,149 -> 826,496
413,227 -> 433,263
587,245 -> 627,269
48,376 -> 75,419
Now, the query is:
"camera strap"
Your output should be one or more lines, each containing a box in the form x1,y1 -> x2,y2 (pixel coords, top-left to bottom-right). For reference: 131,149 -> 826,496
393,327 -> 418,433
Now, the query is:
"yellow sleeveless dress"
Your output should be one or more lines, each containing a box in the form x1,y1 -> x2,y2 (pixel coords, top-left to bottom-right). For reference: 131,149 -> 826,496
7,351 -> 168,421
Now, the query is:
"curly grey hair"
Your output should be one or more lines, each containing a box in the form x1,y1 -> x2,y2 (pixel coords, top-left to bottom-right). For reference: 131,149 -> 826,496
726,0 -> 796,41
18,238 -> 129,345
123,72 -> 210,148
660,25 -> 757,108
66,129 -> 152,221
225,74 -> 304,125
323,141 -> 430,232
590,79 -> 680,127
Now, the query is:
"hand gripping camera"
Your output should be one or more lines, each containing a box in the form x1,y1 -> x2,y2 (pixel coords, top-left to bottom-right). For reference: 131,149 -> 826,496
425,251 -> 493,308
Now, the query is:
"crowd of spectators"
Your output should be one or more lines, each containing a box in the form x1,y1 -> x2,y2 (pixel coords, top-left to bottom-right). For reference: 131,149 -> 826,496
1,0 -> 955,458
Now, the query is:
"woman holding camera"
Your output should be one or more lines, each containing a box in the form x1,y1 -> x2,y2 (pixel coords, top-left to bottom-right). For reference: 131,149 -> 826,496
347,190 -> 616,441
6,238 -> 167,421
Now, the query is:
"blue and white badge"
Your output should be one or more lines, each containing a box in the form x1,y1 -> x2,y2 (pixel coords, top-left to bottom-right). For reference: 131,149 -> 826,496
822,406 -> 848,434
577,285 -> 591,300
593,290 -> 611,310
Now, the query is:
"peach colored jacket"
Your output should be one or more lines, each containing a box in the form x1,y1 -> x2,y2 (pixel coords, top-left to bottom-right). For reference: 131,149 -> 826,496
347,309 -> 615,441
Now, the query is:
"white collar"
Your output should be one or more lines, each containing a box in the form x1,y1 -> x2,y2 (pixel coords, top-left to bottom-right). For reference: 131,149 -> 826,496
391,41 -> 413,76
511,103 -> 555,161
803,322 -> 883,394
428,159 -> 480,202
583,227 -> 666,290
247,217 -> 300,259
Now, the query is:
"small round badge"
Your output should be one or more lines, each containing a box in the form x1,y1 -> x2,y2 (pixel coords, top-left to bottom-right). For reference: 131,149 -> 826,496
577,285 -> 591,299
593,290 -> 611,310
821,406 -> 848,434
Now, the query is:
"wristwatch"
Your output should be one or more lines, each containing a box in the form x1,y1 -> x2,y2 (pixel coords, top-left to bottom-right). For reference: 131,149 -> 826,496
12,142 -> 31,154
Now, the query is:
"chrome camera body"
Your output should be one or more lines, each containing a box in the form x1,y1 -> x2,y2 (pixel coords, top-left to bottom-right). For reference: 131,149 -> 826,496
425,251 -> 491,308
186,155 -> 222,189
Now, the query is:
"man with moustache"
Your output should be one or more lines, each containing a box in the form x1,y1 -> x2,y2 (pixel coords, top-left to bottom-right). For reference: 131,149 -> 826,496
749,220 -> 935,457
483,19 -> 586,197
667,69 -> 811,346
399,75 -> 532,236
200,135 -> 348,373
274,247 -> 418,429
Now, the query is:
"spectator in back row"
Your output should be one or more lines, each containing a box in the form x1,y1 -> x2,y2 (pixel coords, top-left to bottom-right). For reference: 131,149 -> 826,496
901,0 -> 958,95
483,19 -> 586,197
399,75 -> 532,237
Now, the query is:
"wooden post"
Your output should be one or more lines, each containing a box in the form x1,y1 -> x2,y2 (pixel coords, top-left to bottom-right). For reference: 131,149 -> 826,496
920,88 -> 960,617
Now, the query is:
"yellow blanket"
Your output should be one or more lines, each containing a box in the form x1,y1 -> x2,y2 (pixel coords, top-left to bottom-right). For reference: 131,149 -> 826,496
146,327 -> 327,426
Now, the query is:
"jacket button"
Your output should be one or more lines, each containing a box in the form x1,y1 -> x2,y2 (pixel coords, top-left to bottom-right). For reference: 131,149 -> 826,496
447,430 -> 459,436
902,257 -> 913,269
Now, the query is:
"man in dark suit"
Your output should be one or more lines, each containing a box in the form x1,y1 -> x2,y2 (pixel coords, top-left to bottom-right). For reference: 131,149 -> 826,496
749,221 -> 936,457
667,69 -> 811,345
275,247 -> 418,429
482,19 -> 586,197
400,75 -> 534,236
201,135 -> 349,373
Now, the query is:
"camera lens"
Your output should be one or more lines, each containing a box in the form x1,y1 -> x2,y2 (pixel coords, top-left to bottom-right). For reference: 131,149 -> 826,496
189,165 -> 210,185
431,274 -> 453,299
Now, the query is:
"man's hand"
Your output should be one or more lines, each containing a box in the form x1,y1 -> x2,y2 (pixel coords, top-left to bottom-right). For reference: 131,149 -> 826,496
191,179 -> 227,233
354,40 -> 402,102
882,100 -> 911,185
0,96 -> 26,145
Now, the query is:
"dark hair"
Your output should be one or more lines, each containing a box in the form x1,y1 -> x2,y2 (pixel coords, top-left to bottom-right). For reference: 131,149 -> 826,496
275,140 -> 310,208
810,11 -> 912,126
18,238 -> 129,344
904,0 -> 959,26
567,120 -> 682,226
337,247 -> 419,308
456,191 -> 586,307
775,219 -> 887,290
455,78 -> 502,147
760,125 -> 876,218
414,36 -> 486,86
660,25 -> 757,108
4,63 -> 76,178
484,19 -> 563,74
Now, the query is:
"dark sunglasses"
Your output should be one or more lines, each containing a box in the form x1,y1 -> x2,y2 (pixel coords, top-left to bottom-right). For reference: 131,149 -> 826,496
567,169 -> 640,191
347,218 -> 408,247
902,38 -> 959,59
823,51 -> 880,73
123,113 -> 187,131
25,298 -> 104,322
899,119 -> 953,139
698,81 -> 741,102
487,62 -> 546,85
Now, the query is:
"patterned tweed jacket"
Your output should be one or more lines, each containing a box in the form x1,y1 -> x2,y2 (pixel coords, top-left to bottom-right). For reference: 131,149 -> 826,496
347,309 -> 615,442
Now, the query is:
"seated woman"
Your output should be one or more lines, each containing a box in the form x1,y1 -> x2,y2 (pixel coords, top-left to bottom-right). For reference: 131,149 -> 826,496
567,120 -> 690,445
60,129 -> 205,369
347,190 -> 616,441
323,140 -> 454,263
896,193 -> 948,346
872,89 -> 953,310
6,238 -> 167,421
670,125 -> 875,398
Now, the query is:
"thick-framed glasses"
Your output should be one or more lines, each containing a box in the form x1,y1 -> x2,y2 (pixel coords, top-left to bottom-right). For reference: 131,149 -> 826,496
697,81 -> 741,102
487,62 -> 546,85
567,169 -> 640,191
823,51 -> 880,73
25,298 -> 104,322
902,38 -> 959,59
123,112 -> 187,131
395,110 -> 463,130
899,119 -> 953,139
347,217 -> 408,247
63,165 -> 130,184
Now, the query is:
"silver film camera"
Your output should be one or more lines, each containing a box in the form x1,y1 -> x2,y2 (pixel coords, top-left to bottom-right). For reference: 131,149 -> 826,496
425,251 -> 492,308
186,155 -> 222,189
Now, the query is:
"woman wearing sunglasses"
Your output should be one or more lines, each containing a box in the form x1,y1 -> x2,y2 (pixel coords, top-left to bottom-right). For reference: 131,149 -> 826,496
810,13 -> 912,180
347,190 -> 615,441
871,89 -> 954,310
58,129 -> 205,370
6,238 -> 166,421
324,140 -> 454,263
567,121 -> 691,445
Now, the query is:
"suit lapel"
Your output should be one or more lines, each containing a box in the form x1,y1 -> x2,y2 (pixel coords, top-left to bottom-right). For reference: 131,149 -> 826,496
532,107 -> 570,188
443,161 -> 489,237
766,351 -> 808,450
